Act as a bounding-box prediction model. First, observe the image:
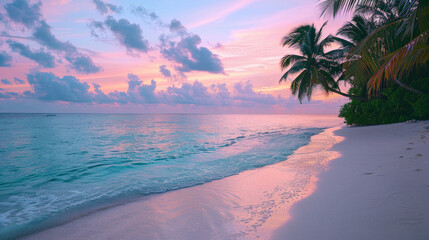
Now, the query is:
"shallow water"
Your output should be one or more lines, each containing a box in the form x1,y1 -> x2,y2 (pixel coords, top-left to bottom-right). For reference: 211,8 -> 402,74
0,114 -> 340,238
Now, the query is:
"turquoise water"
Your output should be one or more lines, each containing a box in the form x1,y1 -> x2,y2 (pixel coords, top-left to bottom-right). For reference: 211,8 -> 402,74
0,114 -> 340,238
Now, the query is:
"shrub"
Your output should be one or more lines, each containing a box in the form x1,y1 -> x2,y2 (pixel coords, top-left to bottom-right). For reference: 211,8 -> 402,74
339,77 -> 429,125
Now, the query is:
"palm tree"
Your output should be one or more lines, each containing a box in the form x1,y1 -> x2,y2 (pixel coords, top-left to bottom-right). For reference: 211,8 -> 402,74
336,14 -> 375,48
279,23 -> 367,102
363,0 -> 429,95
332,14 -> 378,94
320,0 -> 428,96
355,0 -> 404,25
332,14 -> 376,83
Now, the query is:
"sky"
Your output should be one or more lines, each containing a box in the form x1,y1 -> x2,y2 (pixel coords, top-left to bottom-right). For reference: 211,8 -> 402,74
0,0 -> 350,114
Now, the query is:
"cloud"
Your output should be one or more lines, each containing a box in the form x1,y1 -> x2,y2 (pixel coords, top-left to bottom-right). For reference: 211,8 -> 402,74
14,77 -> 25,84
160,33 -> 224,74
1,2 -> 101,74
0,51 -> 12,67
32,21 -> 77,53
211,83 -> 231,99
127,73 -> 143,90
131,6 -> 163,26
213,43 -> 224,49
92,0 -> 122,14
88,20 -> 105,37
1,79 -> 12,85
21,72 -> 281,108
0,92 -> 13,99
8,40 -> 56,68
92,83 -> 114,104
159,19 -> 224,75
159,65 -> 172,78
27,72 -> 93,102
100,76 -> 158,105
4,0 -> 42,28
31,21 -> 101,73
164,81 -> 210,105
88,7 -> 223,76
104,16 -> 149,53
119,73 -> 159,103
169,19 -> 186,33
134,79 -> 158,103
65,55 -> 101,74
106,90 -> 129,104
7,91 -> 18,96
165,81 -> 230,106
0,90 -> 18,98
0,13 -> 6,25
233,81 -> 278,105
0,77 -> 25,85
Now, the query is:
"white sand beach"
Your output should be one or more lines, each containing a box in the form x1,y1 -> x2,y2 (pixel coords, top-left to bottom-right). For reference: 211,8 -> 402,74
272,121 -> 429,240
21,121 -> 429,240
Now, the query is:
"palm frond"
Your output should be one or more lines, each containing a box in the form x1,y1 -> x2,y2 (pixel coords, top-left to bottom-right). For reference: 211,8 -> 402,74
337,14 -> 373,44
279,60 -> 308,82
319,69 -> 340,93
367,32 -> 429,96
282,25 -> 313,48
280,54 -> 306,70
318,34 -> 337,54
319,0 -> 377,17
299,71 -> 312,102
416,0 -> 429,32
345,19 -> 404,74
325,48 -> 348,59
316,21 -> 329,43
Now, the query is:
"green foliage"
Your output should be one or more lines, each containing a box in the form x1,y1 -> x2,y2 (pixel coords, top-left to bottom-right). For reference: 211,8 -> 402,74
279,23 -> 362,103
321,0 -> 429,125
339,77 -> 429,125
279,1 -> 429,125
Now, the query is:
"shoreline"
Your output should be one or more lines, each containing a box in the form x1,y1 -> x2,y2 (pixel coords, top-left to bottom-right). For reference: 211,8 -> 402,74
19,121 -> 429,240
20,125 -> 344,240
271,121 -> 429,240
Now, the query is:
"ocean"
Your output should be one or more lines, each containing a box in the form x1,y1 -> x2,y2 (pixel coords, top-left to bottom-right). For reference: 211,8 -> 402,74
0,114 -> 341,238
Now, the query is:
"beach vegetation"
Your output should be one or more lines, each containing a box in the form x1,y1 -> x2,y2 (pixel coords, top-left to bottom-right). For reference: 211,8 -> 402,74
279,23 -> 367,102
280,0 -> 429,125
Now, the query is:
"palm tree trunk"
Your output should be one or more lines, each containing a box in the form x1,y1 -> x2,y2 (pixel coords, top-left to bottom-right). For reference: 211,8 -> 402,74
395,78 -> 424,95
327,87 -> 368,101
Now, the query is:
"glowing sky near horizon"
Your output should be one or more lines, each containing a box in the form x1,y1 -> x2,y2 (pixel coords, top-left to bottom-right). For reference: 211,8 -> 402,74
0,0 -> 350,113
